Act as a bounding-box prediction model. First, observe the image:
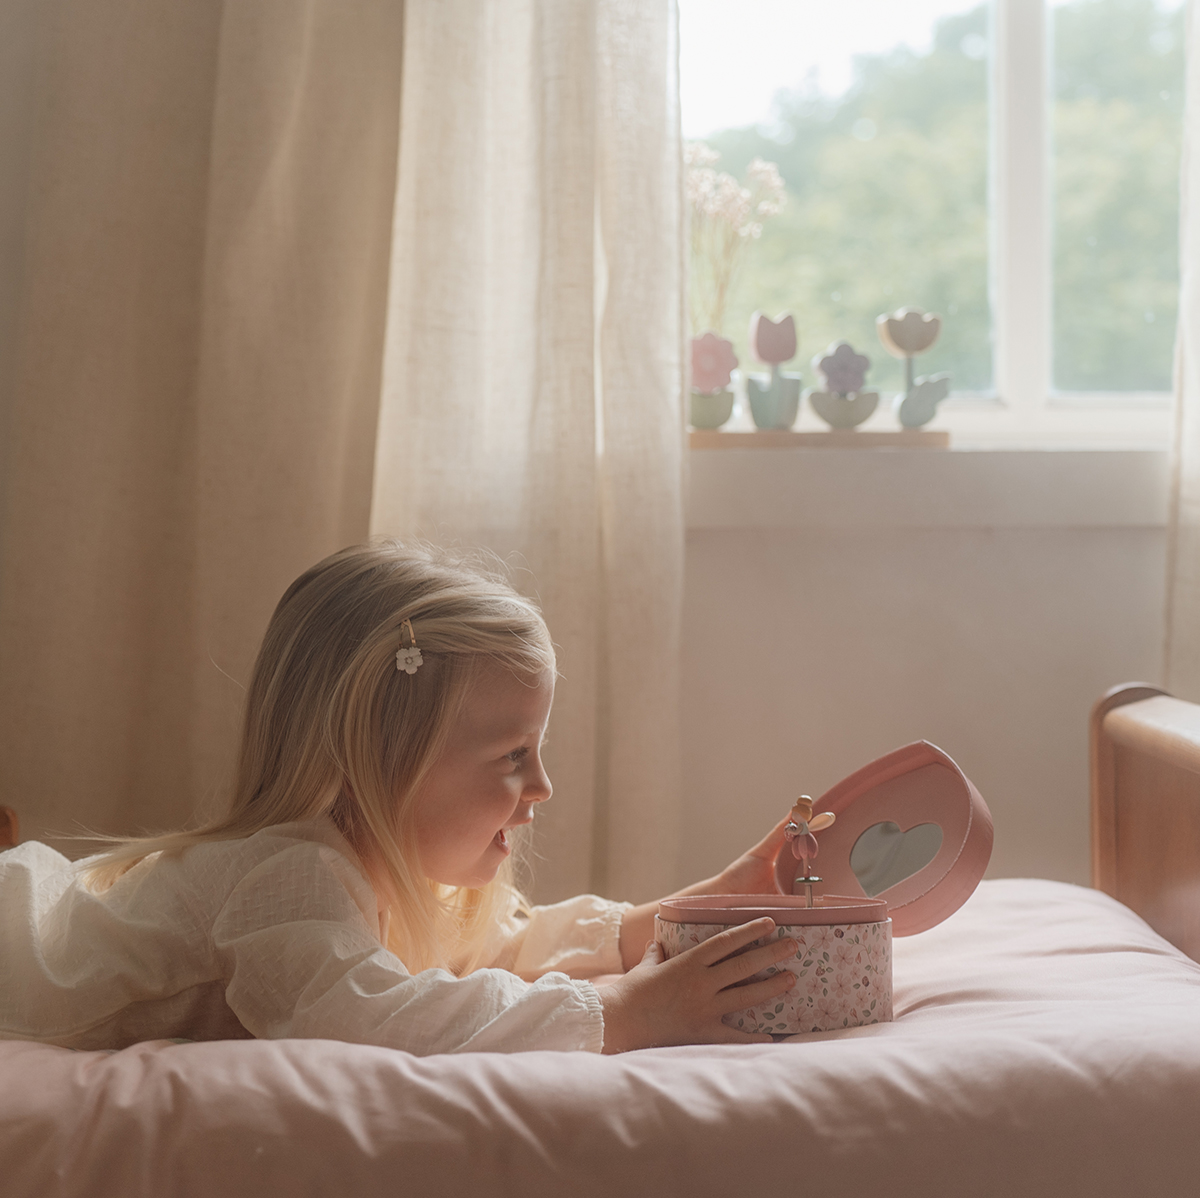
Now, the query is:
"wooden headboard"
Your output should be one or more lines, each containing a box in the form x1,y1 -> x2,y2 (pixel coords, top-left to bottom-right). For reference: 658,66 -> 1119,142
1091,683 -> 1200,962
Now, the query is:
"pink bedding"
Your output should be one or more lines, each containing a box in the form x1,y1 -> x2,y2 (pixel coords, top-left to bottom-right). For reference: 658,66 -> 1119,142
4,879 -> 1200,1197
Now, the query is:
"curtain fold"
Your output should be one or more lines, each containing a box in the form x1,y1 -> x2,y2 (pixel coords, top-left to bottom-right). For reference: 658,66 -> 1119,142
0,0 -> 404,843
372,0 -> 685,903
0,0 -> 225,846
189,0 -> 405,808
1166,1 -> 1200,698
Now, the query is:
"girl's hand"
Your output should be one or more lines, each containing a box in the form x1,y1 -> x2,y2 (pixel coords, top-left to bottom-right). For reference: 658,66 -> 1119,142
685,816 -> 790,898
596,918 -> 797,1053
615,818 -> 791,970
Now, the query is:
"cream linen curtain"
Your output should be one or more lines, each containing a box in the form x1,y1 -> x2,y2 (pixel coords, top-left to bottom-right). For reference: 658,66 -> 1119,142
0,0 -> 685,903
1167,2 -> 1200,697
372,1 -> 686,903
0,1 -> 403,844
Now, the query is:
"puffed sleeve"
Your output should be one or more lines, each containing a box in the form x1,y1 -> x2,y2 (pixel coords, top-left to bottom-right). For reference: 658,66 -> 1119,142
213,842 -> 605,1055
482,891 -> 632,981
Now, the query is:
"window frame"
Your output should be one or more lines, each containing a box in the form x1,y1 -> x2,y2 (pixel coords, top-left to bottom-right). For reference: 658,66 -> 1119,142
944,0 -> 1173,446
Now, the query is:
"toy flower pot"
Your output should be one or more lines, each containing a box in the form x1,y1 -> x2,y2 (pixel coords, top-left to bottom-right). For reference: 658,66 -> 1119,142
656,741 -> 993,1036
807,389 -> 879,429
689,389 -> 735,429
746,372 -> 801,430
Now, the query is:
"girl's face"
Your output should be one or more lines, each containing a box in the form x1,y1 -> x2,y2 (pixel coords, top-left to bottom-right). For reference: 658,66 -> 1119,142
411,662 -> 554,889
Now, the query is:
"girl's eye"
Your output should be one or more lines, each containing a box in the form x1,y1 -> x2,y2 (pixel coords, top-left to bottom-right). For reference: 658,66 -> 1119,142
506,747 -> 530,765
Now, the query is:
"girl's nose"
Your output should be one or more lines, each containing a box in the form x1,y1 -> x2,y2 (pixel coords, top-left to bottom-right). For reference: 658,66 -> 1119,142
526,754 -> 552,803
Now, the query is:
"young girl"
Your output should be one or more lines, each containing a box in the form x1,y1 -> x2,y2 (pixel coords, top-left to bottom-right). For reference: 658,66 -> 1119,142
0,542 -> 797,1055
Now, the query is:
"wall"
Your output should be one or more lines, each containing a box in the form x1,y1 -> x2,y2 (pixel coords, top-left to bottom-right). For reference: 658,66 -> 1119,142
678,448 -> 1168,889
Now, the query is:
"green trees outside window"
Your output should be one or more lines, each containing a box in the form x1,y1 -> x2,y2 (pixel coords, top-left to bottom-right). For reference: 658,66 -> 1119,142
693,0 -> 1182,400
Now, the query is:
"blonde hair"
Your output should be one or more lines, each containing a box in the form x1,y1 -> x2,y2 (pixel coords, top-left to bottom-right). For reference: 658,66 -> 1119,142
85,541 -> 555,974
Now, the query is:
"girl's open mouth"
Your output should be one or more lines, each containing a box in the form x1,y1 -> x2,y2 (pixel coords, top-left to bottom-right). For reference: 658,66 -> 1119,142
493,828 -> 511,853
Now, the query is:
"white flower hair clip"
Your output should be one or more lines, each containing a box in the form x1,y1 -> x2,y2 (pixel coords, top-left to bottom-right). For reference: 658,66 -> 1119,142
396,618 -> 424,674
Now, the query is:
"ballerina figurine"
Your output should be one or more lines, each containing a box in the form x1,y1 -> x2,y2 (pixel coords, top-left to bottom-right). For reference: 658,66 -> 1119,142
783,795 -> 836,907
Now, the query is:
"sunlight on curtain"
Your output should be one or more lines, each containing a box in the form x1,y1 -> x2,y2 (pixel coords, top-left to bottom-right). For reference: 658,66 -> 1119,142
372,0 -> 686,903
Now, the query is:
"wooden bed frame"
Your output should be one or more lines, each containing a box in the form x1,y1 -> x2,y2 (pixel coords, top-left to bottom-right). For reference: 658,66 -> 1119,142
1091,682 -> 1200,962
3,688 -> 1198,965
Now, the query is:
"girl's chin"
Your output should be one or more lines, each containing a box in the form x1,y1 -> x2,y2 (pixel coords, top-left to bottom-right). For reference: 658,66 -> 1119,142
425,836 -> 511,888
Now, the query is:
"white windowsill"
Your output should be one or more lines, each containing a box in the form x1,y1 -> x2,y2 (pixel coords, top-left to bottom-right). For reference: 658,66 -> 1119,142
686,446 -> 1170,530
704,389 -> 1173,452
919,397 -> 1172,449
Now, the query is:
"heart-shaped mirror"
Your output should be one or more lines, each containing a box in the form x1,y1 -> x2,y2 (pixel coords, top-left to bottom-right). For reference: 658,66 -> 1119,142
770,742 -> 993,935
850,821 -> 943,897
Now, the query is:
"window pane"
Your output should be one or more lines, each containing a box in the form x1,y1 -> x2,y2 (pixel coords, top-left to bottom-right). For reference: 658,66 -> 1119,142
1051,0 -> 1184,393
681,0 -> 992,398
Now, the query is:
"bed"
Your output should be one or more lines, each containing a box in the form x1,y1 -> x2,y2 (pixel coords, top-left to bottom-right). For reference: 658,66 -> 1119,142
3,682 -> 1200,1197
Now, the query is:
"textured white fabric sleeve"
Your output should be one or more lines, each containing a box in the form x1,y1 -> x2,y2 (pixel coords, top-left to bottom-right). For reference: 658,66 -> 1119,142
213,843 -> 605,1055
483,893 -> 632,980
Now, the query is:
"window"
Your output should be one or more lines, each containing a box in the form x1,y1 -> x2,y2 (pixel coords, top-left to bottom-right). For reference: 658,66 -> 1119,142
1050,0 -> 1183,394
680,0 -> 1182,445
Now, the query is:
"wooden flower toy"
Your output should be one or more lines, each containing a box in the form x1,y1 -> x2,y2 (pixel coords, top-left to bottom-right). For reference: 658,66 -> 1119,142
807,341 -> 879,430
689,332 -> 739,429
875,307 -> 951,429
691,332 -> 738,394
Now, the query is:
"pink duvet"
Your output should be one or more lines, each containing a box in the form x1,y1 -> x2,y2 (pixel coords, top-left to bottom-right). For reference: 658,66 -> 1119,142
4,879 -> 1200,1197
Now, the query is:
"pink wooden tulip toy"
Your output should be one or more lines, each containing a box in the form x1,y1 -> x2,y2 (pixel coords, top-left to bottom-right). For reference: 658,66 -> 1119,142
745,311 -> 801,430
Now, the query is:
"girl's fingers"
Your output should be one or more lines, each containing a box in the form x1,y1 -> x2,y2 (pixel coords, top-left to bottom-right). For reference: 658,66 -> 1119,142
641,939 -> 663,965
715,971 -> 796,1015
690,918 -> 777,966
710,935 -> 798,988
744,816 -> 792,860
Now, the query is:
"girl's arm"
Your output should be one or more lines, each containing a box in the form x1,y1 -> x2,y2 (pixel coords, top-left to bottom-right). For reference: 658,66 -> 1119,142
617,817 -> 789,971
484,891 -> 630,981
215,838 -> 607,1055
212,827 -> 791,1055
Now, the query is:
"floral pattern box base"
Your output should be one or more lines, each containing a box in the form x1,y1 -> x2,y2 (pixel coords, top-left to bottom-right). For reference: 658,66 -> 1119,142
656,741 -> 992,1036
657,897 -> 892,1034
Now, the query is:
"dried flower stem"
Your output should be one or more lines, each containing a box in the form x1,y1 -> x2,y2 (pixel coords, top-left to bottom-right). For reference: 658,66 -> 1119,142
686,144 -> 786,336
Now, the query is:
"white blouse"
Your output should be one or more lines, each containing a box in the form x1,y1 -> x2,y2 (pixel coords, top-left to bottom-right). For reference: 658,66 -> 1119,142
0,819 -> 629,1055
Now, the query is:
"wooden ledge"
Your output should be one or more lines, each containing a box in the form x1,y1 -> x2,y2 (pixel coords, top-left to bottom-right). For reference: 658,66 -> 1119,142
688,429 -> 950,449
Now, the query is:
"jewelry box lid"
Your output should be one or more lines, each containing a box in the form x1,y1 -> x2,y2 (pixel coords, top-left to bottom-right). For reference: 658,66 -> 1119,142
773,741 -> 993,936
657,892 -> 889,927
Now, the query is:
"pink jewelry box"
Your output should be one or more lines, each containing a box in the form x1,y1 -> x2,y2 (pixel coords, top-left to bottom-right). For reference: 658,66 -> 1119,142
656,741 -> 993,1035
